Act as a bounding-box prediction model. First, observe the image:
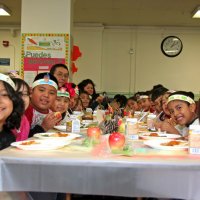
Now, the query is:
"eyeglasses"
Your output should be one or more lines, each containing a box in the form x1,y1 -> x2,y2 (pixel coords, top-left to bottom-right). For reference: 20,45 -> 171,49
55,73 -> 69,79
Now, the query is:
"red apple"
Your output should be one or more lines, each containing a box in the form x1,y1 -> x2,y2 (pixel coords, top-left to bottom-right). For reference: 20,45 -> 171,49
87,127 -> 101,140
109,132 -> 125,150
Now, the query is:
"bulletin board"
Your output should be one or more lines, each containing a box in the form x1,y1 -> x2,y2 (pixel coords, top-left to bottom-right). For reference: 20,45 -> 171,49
21,33 -> 69,86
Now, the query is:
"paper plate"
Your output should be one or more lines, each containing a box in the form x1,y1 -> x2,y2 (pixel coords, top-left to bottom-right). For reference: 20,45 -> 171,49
34,132 -> 81,140
11,139 -> 70,150
144,139 -> 188,151
139,132 -> 182,140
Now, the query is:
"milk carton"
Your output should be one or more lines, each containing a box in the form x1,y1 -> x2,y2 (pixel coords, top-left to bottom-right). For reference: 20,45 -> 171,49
189,125 -> 200,154
72,118 -> 80,133
126,118 -> 138,140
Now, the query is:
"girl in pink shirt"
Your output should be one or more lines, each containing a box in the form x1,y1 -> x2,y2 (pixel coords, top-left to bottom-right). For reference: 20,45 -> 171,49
12,78 -> 30,141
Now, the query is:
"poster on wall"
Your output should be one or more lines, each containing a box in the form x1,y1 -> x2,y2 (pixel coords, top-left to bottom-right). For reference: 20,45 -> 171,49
21,33 -> 69,86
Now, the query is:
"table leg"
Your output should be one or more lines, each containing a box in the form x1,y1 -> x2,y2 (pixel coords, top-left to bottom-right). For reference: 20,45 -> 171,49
65,193 -> 71,200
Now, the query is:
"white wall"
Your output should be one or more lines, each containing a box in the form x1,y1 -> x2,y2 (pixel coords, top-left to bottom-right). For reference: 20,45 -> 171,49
0,29 -> 21,73
21,0 -> 73,33
73,25 -> 200,97
72,26 -> 104,89
1,25 -> 200,98
102,29 -> 135,95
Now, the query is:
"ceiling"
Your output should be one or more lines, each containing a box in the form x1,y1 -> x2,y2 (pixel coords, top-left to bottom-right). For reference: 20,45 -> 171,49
1,0 -> 200,27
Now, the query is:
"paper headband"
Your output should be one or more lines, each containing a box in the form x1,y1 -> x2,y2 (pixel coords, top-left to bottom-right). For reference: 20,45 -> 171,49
57,89 -> 70,98
32,78 -> 58,90
0,73 -> 16,90
167,94 -> 195,105
167,90 -> 176,94
139,95 -> 149,100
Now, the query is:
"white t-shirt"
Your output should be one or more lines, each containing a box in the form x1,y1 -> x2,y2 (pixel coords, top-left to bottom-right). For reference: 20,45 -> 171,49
175,118 -> 199,137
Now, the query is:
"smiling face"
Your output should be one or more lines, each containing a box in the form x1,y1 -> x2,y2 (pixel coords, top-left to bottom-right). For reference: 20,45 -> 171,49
69,93 -> 79,109
161,93 -> 170,115
73,98 -> 83,111
0,81 -> 13,130
51,96 -> 69,114
139,98 -> 151,112
79,93 -> 90,108
154,95 -> 163,113
126,99 -> 139,111
84,83 -> 94,96
31,84 -> 57,113
167,100 -> 196,125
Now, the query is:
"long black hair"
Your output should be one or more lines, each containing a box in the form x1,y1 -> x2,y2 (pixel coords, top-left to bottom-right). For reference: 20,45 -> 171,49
12,78 -> 30,95
78,79 -> 97,99
2,81 -> 24,131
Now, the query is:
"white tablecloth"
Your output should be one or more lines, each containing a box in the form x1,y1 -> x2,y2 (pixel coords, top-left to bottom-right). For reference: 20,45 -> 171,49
0,139 -> 200,200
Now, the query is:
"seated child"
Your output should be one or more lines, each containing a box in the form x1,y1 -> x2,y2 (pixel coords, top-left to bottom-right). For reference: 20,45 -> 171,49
113,94 -> 127,109
73,97 -> 83,112
50,87 -> 70,125
67,83 -> 79,114
151,85 -> 168,115
0,73 -> 24,149
137,91 -> 154,112
154,90 -> 176,131
123,96 -> 139,116
79,91 -> 91,110
159,91 -> 199,137
25,73 -> 61,137
159,90 -> 175,121
12,78 -> 30,141
78,79 -> 104,110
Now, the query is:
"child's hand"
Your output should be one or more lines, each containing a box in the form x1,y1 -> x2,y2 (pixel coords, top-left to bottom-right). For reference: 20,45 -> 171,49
123,105 -> 130,113
167,118 -> 176,126
41,112 -> 62,131
159,121 -> 179,134
96,95 -> 104,104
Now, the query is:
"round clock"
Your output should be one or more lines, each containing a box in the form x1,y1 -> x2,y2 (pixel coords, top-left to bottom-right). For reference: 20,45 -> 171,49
161,36 -> 183,57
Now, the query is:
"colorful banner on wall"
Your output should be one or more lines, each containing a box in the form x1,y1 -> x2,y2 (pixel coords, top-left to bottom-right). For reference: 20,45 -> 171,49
21,33 -> 69,85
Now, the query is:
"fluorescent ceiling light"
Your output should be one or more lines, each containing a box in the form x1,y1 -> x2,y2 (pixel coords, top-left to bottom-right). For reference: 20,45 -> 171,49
192,6 -> 200,18
0,4 -> 11,16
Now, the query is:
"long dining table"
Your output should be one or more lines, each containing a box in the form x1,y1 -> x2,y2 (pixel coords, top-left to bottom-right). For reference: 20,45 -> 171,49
0,134 -> 200,200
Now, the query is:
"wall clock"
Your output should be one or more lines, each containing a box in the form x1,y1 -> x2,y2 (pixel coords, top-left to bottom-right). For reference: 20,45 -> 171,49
161,36 -> 183,57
